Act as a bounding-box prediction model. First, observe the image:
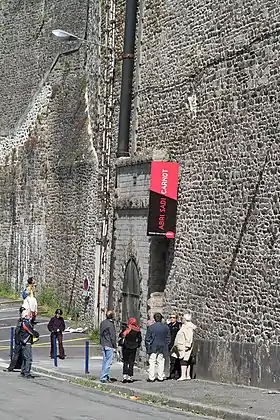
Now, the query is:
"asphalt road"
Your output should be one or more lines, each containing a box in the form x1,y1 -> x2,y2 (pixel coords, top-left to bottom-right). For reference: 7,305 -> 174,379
0,302 -> 97,363
0,372 -> 211,420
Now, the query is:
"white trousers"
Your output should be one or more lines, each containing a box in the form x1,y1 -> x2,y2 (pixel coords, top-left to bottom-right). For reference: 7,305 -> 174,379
148,352 -> 165,381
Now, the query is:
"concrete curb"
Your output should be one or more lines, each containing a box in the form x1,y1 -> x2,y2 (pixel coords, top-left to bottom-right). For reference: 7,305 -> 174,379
0,299 -> 22,306
30,366 -> 272,420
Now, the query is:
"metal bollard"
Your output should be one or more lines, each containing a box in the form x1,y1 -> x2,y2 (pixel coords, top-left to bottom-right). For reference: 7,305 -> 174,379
53,334 -> 58,367
85,340 -> 89,374
10,327 -> 14,360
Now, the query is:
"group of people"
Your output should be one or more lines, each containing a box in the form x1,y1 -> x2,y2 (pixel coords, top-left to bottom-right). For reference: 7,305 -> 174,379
99,310 -> 196,383
5,277 -> 66,378
6,278 -> 196,383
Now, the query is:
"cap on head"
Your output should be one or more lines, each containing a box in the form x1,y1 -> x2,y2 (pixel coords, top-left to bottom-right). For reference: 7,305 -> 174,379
55,309 -> 63,316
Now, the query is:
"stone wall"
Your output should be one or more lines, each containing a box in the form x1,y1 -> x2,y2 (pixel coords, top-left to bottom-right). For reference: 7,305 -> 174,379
112,160 -> 150,327
0,0 -> 99,323
111,0 -> 280,387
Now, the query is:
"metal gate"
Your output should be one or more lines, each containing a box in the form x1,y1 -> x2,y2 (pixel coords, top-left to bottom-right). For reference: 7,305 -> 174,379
122,258 -> 140,323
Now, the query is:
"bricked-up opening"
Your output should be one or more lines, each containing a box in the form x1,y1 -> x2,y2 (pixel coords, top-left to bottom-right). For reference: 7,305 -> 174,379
148,237 -> 173,296
122,257 -> 140,323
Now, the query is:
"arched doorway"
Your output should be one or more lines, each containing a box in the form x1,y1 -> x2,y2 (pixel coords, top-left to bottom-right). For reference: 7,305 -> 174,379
122,258 -> 140,323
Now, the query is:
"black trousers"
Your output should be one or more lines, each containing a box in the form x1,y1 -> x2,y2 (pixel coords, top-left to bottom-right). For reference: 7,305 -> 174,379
169,356 -> 181,379
50,332 -> 65,358
122,347 -> 137,377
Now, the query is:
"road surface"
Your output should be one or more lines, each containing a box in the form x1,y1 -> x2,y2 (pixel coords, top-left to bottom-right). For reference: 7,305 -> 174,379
0,302 -> 97,364
0,372 -> 212,420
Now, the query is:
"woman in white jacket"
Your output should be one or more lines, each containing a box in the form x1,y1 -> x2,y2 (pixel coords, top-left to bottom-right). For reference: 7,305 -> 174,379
171,313 -> 196,380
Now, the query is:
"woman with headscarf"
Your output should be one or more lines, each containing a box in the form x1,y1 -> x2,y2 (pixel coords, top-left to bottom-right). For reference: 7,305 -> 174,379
119,317 -> 142,383
171,313 -> 196,380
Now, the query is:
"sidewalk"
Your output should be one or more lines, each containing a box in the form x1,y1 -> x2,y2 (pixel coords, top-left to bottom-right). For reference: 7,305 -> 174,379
29,356 -> 280,420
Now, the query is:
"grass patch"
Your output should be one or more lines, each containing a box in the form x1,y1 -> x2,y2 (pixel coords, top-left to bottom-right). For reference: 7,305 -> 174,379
88,328 -> 100,344
37,287 -> 62,318
0,282 -> 20,300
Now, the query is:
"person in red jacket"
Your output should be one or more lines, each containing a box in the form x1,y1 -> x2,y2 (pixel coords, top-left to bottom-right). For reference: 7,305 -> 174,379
47,309 -> 66,359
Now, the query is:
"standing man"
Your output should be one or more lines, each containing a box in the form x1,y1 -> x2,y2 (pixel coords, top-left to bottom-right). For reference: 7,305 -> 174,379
99,310 -> 116,383
145,312 -> 171,382
168,313 -> 181,379
20,309 -> 40,378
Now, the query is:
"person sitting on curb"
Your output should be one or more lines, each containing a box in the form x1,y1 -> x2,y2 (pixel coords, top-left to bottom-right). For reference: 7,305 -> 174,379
145,312 -> 170,382
99,310 -> 117,383
47,309 -> 66,360
20,309 -> 40,379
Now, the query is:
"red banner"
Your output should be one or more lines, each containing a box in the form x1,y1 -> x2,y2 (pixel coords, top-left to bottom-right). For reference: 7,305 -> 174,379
147,161 -> 179,238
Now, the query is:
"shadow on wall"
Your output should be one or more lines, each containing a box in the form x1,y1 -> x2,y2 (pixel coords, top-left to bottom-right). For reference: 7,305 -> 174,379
147,237 -> 174,320
196,338 -> 280,389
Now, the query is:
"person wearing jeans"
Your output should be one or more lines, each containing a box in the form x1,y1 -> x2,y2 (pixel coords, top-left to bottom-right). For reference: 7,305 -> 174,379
20,309 -> 40,378
145,312 -> 170,382
99,310 -> 116,383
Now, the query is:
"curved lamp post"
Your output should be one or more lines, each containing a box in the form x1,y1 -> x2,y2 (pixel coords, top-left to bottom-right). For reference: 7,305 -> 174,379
52,29 -> 85,42
52,29 -> 111,51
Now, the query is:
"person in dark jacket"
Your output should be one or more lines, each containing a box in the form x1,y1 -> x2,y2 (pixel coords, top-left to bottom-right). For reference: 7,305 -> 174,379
47,309 -> 66,359
4,307 -> 24,372
145,312 -> 171,382
20,309 -> 40,378
168,313 -> 182,379
99,310 -> 117,383
119,317 -> 142,383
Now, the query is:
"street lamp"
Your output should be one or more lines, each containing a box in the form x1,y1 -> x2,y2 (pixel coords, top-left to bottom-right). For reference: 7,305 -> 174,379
52,29 -> 84,42
52,29 -> 112,51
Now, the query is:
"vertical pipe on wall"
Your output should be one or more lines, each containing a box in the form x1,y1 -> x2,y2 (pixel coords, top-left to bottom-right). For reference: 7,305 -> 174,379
117,0 -> 138,157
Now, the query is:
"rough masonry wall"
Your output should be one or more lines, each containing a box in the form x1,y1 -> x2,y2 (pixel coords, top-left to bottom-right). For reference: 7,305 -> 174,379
112,161 -> 150,325
0,0 -> 100,322
116,0 -> 280,387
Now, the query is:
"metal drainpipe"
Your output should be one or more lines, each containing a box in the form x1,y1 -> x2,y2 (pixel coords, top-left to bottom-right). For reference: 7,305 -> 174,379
117,0 -> 138,157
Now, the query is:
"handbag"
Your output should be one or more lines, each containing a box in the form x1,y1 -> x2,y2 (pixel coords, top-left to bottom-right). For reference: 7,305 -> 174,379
118,336 -> 125,347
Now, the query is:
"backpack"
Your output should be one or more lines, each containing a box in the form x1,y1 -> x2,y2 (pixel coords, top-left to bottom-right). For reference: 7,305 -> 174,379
22,289 -> 29,300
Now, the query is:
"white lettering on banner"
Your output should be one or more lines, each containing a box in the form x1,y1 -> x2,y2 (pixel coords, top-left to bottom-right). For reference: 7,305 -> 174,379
161,169 -> 168,195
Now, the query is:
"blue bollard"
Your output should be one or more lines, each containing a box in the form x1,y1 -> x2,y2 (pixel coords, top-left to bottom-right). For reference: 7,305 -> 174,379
10,327 -> 14,360
85,340 -> 89,374
53,334 -> 58,367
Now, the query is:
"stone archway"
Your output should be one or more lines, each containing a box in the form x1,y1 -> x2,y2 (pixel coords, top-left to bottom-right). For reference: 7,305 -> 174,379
122,258 -> 141,323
